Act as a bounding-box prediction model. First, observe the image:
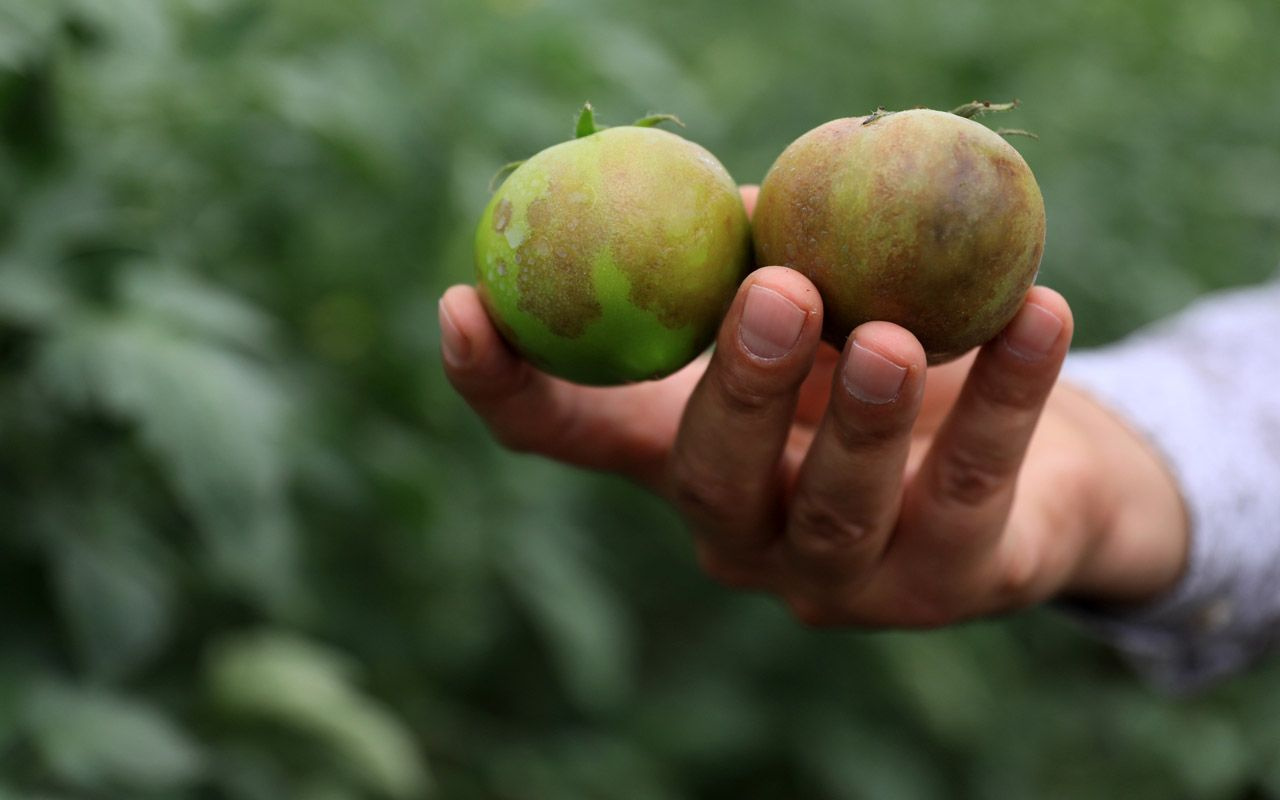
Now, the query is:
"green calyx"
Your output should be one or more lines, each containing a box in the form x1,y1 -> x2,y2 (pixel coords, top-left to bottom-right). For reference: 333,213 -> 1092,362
993,128 -> 1040,140
861,99 -> 1038,141
573,102 -> 684,138
575,102 -> 602,138
488,160 -> 526,192
490,103 -> 687,192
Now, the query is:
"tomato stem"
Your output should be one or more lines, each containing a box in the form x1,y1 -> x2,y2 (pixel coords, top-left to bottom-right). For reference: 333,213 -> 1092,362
950,99 -> 1020,119
861,107 -> 894,125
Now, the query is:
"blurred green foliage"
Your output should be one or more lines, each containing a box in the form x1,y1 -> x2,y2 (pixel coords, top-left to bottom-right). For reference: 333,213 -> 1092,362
1,0 -> 1278,797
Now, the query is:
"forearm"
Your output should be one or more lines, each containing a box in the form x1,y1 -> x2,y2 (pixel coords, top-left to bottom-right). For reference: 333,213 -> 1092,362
1056,278 -> 1280,691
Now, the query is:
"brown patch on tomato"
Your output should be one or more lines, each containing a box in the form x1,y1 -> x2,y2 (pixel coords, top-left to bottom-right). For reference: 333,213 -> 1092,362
939,141 -> 981,242
989,154 -> 1022,184
492,198 -> 512,233
846,138 -> 942,343
758,119 -> 863,277
863,135 -> 1036,359
783,131 -> 845,272
1028,238 -> 1045,271
602,136 -> 747,331
759,120 -> 872,344
944,147 -> 1043,356
757,115 -> 1045,363
514,184 -> 603,338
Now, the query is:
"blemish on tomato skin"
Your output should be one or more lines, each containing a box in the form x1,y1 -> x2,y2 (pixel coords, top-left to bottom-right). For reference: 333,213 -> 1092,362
493,198 -> 512,232
754,109 -> 1044,363
515,186 -> 604,339
601,135 -> 749,332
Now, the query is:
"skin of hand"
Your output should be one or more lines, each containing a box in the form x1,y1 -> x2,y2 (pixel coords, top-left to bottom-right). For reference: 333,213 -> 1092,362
439,186 -> 1189,628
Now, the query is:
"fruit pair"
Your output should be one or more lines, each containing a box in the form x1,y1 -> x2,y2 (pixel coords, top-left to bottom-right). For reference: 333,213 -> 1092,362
473,102 -> 1045,385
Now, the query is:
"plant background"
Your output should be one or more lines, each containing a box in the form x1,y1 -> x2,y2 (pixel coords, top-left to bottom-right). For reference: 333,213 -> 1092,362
1,0 -> 1279,798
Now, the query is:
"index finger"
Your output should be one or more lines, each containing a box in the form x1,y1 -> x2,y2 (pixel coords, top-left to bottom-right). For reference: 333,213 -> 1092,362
439,284 -> 699,486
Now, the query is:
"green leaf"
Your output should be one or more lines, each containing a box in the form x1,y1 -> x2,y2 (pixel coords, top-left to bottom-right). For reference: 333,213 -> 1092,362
207,630 -> 431,798
259,50 -> 408,180
797,708 -> 947,800
0,2 -> 61,71
0,661 -> 24,754
0,787 -> 73,800
0,260 -> 72,330
62,0 -> 174,52
496,481 -> 634,714
23,681 -> 204,790
488,734 -> 677,800
36,311 -> 298,610
875,631 -> 998,746
48,510 -> 173,681
119,265 -> 277,356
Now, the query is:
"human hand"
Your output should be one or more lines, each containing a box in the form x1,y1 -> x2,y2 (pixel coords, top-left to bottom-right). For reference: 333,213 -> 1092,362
439,186 -> 1188,626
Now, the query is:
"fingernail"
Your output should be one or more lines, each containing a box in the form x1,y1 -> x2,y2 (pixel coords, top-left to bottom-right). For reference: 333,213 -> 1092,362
438,298 -> 471,367
739,285 -> 806,359
1004,303 -> 1063,361
843,342 -> 907,404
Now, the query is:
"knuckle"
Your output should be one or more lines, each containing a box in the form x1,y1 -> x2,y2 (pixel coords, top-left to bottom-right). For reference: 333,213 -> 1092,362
933,448 -> 1012,507
829,404 -> 905,450
974,368 -> 1045,413
789,499 -> 875,557
669,461 -> 742,519
994,544 -> 1041,607
471,360 -> 536,406
713,368 -> 778,417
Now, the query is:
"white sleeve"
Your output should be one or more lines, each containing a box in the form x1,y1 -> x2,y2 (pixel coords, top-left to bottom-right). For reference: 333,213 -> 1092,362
1059,279 -> 1280,692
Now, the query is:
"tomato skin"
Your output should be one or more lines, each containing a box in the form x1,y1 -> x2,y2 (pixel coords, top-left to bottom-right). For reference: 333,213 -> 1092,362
754,109 -> 1046,364
475,126 -> 751,385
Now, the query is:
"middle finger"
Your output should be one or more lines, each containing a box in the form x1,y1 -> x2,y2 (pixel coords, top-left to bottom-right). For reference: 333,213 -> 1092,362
784,322 -> 927,585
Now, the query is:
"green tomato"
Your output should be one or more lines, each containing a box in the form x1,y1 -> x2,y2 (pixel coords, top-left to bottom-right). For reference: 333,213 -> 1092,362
474,123 -> 751,385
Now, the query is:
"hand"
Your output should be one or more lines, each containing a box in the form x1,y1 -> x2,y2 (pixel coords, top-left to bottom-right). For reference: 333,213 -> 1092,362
439,186 -> 1189,627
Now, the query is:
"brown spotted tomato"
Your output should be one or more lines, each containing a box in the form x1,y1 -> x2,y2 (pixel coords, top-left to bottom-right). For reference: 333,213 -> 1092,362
752,104 -> 1046,364
473,104 -> 752,385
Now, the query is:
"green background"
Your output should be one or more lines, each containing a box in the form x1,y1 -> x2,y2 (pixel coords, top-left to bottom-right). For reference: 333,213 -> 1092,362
1,0 -> 1278,798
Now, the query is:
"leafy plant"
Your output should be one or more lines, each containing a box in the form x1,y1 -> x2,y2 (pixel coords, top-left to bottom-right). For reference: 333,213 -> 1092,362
1,1 -> 1279,798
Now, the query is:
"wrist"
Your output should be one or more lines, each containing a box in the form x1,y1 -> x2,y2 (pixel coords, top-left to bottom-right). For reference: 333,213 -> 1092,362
1058,382 -> 1190,607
